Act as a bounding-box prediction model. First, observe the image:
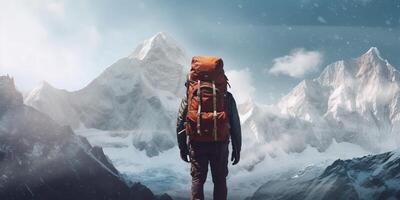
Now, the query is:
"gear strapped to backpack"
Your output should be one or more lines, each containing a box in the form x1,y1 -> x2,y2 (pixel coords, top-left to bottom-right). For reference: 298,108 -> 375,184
185,56 -> 230,142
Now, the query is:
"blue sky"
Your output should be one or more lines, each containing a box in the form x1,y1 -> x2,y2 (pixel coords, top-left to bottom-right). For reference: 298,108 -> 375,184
1,0 -> 400,104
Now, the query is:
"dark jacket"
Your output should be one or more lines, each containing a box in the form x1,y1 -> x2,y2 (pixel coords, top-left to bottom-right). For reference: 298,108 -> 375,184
176,91 -> 242,154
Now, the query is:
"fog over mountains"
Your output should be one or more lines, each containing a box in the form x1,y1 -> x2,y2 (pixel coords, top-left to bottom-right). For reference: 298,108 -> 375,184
21,32 -> 400,199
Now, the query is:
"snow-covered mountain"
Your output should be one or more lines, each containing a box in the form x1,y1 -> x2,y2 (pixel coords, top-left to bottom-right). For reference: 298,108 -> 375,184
0,75 -> 171,200
241,47 -> 400,160
25,81 -> 80,128
19,32 -> 400,199
26,32 -> 189,156
251,148 -> 400,200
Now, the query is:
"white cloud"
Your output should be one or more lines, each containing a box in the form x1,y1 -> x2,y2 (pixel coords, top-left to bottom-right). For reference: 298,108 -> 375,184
46,1 -> 65,18
226,68 -> 255,105
0,1 -> 101,92
268,48 -> 323,78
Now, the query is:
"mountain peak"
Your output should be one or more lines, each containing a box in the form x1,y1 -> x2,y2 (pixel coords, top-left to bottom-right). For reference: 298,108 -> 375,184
318,47 -> 390,87
27,80 -> 57,97
361,47 -> 383,61
128,32 -> 187,66
25,80 -> 66,105
152,31 -> 169,41
39,80 -> 56,90
0,75 -> 15,88
0,75 -> 23,113
366,47 -> 380,55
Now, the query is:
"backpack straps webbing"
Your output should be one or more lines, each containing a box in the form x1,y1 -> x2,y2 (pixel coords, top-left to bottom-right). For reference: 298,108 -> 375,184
212,81 -> 217,141
197,80 -> 202,135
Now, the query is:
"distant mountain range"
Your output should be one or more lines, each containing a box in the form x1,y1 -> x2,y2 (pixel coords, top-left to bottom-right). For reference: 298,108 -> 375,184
26,33 -> 400,158
240,47 -> 400,164
20,32 -> 400,199
278,47 -> 400,152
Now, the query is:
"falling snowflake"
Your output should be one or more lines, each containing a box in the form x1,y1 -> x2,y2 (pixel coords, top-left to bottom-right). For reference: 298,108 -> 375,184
317,16 -> 327,24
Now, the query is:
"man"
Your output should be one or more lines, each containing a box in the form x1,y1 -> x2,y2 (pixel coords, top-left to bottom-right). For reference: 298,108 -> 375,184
176,56 -> 242,200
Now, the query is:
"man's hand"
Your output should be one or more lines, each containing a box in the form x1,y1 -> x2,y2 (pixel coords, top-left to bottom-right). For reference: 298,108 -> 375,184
180,149 -> 190,163
231,149 -> 240,165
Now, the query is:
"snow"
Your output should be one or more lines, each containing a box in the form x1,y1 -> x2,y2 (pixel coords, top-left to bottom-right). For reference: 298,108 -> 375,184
25,80 -> 81,128
24,184 -> 34,196
25,32 -> 189,155
75,128 -> 190,197
28,143 -> 44,157
24,81 -> 48,102
366,47 -> 383,60
132,35 -> 154,61
276,47 -> 400,153
76,126 -> 371,200
21,32 -> 400,199
128,32 -> 188,67
317,16 -> 327,24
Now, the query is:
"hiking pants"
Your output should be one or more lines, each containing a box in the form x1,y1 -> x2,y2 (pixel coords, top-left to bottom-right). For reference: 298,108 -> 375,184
189,140 -> 229,200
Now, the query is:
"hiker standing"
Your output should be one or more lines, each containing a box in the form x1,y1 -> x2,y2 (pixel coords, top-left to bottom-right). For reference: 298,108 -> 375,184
176,56 -> 242,200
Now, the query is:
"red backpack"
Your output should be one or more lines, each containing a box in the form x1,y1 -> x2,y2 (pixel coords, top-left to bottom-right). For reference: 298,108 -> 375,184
185,56 -> 230,142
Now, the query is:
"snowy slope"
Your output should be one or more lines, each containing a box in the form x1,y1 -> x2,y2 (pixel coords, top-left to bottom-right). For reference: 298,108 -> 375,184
233,48 -> 400,199
25,32 -> 189,156
245,47 -> 400,155
251,148 -> 400,200
233,47 -> 400,175
0,75 -> 171,200
25,81 -> 80,128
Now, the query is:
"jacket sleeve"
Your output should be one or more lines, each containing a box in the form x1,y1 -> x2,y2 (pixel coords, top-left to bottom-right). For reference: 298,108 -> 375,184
228,93 -> 242,153
176,95 -> 188,152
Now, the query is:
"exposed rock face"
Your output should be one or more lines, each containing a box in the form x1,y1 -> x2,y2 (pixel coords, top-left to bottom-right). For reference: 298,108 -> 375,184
251,149 -> 400,200
0,75 -> 22,115
0,75 -> 171,200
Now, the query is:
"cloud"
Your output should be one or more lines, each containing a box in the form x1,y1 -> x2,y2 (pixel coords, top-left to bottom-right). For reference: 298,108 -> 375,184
268,48 -> 323,78
226,68 -> 255,105
0,1 -> 101,92
45,1 -> 65,18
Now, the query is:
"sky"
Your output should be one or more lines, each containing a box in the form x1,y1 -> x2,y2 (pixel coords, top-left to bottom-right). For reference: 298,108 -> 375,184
1,0 -> 400,104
